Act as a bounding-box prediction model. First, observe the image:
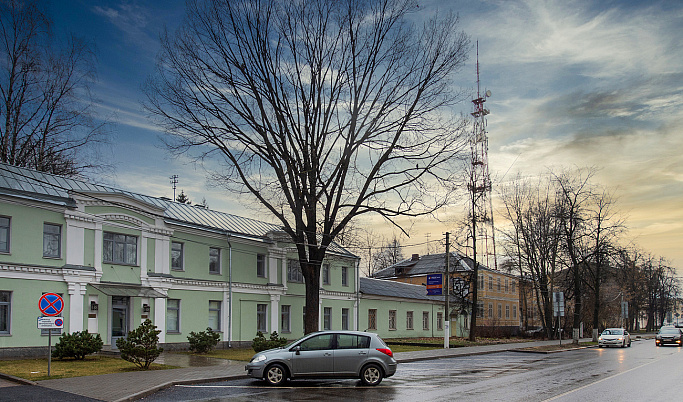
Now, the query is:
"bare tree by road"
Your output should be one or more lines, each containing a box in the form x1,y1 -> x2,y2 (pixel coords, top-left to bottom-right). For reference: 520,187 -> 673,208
145,0 -> 471,332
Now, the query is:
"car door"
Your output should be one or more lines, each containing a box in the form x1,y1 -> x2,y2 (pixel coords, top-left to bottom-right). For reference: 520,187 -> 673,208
333,334 -> 371,375
291,333 -> 335,376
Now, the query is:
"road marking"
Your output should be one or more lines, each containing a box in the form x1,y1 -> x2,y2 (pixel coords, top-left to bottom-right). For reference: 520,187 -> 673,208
542,354 -> 666,401
176,384 -> 439,389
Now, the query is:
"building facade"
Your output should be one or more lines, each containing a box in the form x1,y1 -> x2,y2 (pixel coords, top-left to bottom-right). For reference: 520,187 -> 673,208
0,163 -> 445,356
373,253 -> 521,337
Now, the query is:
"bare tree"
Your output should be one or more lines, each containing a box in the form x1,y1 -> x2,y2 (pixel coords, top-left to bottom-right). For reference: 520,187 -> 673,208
0,0 -> 109,176
145,0 -> 470,333
372,236 -> 405,273
499,175 -> 561,338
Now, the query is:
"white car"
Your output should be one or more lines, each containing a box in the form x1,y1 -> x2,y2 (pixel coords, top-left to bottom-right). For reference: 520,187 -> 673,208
598,328 -> 631,348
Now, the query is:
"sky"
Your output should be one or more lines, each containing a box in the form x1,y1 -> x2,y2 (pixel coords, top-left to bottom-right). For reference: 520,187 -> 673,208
46,0 -> 683,270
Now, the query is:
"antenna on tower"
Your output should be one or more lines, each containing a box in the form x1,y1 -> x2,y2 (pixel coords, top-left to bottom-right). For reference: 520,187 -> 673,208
170,175 -> 179,200
468,41 -> 497,270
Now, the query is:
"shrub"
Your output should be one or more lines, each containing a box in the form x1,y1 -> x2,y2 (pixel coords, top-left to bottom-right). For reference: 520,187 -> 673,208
252,331 -> 288,352
188,327 -> 221,353
116,319 -> 163,369
52,330 -> 103,360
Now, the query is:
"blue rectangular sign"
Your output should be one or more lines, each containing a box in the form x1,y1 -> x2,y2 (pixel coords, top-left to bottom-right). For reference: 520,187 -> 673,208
426,274 -> 442,295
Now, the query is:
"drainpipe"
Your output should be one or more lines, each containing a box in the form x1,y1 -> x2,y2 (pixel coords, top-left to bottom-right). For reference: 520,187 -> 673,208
227,234 -> 233,348
355,257 -> 360,331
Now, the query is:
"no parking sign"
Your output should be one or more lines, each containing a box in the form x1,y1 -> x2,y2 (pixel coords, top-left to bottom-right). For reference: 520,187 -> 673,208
38,293 -> 64,316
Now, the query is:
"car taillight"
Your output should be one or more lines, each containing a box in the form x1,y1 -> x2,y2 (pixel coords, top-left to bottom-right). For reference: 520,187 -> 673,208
376,348 -> 393,357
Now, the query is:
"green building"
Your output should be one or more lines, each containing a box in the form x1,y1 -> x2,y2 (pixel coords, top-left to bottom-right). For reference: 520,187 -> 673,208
0,163 -> 444,356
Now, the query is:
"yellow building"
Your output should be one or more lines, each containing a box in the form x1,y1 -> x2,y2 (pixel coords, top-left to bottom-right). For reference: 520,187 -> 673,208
372,253 -> 521,337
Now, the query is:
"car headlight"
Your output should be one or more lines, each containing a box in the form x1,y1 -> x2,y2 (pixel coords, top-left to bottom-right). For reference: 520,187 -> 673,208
251,354 -> 267,363
598,337 -> 602,341
617,337 -> 623,341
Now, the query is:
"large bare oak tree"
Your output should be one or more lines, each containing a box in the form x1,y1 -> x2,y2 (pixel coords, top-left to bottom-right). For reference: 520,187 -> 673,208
145,0 -> 470,333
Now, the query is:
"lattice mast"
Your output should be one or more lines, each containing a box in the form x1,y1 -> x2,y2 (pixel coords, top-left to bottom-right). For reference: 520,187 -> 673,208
468,42 -> 498,270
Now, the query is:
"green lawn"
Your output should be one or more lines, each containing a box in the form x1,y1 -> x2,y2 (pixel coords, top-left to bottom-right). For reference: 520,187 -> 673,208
0,356 -> 176,381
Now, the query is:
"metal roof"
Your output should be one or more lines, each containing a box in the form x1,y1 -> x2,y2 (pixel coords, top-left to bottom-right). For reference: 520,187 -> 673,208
0,162 -> 355,257
359,277 -> 442,302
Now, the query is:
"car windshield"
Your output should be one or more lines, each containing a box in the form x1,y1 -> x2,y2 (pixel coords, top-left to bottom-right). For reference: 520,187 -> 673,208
602,329 -> 623,335
660,328 -> 680,334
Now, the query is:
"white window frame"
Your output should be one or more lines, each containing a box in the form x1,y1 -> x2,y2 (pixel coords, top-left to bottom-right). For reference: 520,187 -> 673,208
171,241 -> 184,271
257,254 -> 266,278
209,300 -> 221,331
281,305 -> 291,333
341,267 -> 349,287
43,223 -> 62,258
406,311 -> 414,330
368,309 -> 377,330
389,310 -> 397,330
0,216 -> 9,253
257,304 -> 268,333
167,299 -> 181,333
0,291 -> 11,334
342,308 -> 349,330
323,307 -> 332,330
422,311 -> 429,330
103,232 -> 138,265
287,259 -> 304,283
322,263 -> 330,285
209,247 -> 221,274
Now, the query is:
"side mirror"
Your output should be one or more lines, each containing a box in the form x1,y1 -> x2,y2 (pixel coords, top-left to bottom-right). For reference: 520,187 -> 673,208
292,345 -> 301,355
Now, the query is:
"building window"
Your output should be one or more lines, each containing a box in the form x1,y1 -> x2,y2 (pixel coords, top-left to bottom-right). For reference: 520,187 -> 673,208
287,259 -> 304,283
281,305 -> 291,333
497,278 -> 501,291
513,305 -> 518,320
257,304 -> 267,333
368,309 -> 377,330
437,312 -> 443,331
488,303 -> 493,318
342,308 -> 349,330
488,275 -> 493,290
43,223 -> 61,258
323,307 -> 332,330
497,304 -> 502,319
406,311 -> 414,330
389,310 -> 397,330
478,274 -> 484,290
505,279 -> 509,293
322,263 -> 330,285
171,242 -> 184,271
103,232 -> 137,265
423,311 -> 429,330
209,301 -> 221,331
166,299 -> 180,333
341,267 -> 348,287
505,305 -> 510,319
209,247 -> 221,274
257,254 -> 266,278
511,281 -> 516,294
0,217 -> 9,253
477,301 -> 484,318
0,291 -> 10,334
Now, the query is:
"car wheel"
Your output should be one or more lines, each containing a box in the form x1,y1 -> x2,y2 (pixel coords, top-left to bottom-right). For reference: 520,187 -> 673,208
598,344 -> 603,348
360,363 -> 383,386
265,363 -> 287,386
621,341 -> 626,348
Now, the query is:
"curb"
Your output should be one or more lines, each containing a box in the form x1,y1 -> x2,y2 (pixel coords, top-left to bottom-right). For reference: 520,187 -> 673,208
0,372 -> 38,386
115,373 -> 248,402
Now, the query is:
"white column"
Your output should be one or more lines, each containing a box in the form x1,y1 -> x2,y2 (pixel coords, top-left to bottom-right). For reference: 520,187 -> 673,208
222,290 -> 230,340
155,297 -> 167,343
65,224 -> 85,266
155,237 -> 170,275
94,223 -> 103,273
67,282 -> 86,332
140,233 -> 148,279
268,254 -> 278,283
270,294 -> 280,333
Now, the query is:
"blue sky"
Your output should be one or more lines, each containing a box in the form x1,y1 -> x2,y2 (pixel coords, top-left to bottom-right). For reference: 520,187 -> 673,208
47,0 -> 683,269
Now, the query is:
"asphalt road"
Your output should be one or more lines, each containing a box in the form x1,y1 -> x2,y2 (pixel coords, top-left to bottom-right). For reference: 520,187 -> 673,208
142,339 -> 682,402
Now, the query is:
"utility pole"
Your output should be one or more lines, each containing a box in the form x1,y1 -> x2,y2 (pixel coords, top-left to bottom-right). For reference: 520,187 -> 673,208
444,232 -> 450,349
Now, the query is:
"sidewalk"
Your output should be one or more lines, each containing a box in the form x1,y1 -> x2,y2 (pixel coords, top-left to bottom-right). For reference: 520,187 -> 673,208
3,337 -> 632,402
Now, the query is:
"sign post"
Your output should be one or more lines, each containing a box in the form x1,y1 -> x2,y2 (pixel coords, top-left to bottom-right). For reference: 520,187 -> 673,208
38,293 -> 64,377
553,292 -> 565,345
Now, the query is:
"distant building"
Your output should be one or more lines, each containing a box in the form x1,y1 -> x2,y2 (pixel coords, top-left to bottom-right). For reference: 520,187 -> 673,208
372,253 -> 521,337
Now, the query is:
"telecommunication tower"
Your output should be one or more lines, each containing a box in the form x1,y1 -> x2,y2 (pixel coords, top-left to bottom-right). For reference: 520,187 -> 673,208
467,42 -> 497,270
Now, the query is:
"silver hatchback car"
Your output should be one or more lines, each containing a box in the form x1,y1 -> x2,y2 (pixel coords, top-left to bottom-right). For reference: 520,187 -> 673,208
245,330 -> 397,386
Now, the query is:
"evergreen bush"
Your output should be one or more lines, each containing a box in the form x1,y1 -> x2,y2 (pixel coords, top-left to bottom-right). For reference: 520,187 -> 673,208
252,331 -> 288,352
116,319 -> 163,369
52,330 -> 103,360
188,327 -> 221,353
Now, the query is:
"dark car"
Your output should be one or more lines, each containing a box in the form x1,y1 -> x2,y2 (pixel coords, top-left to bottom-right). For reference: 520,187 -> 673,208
655,327 -> 683,346
245,330 -> 397,386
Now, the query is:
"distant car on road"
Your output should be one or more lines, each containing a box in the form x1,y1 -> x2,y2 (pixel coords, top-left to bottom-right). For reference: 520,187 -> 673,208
655,326 -> 683,347
245,330 -> 397,386
598,328 -> 631,348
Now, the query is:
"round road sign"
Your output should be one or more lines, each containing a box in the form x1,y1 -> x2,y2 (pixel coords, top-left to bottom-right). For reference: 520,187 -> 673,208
39,293 -> 64,316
